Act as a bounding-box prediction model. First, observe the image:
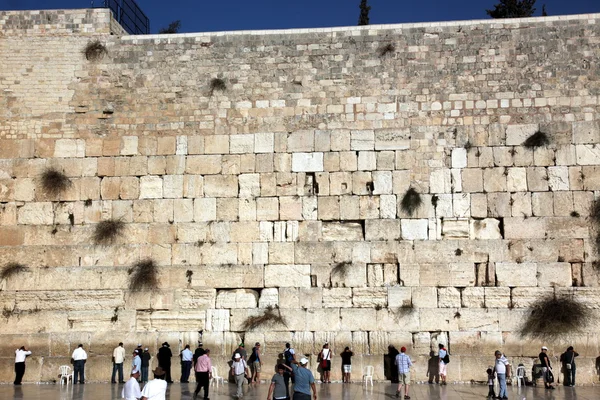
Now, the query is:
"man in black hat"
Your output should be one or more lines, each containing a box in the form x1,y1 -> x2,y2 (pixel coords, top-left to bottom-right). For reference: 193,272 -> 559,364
140,367 -> 168,400
157,342 -> 173,383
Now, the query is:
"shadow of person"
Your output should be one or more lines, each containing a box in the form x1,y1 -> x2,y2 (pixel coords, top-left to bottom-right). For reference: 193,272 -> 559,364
427,350 -> 440,384
385,345 -> 399,383
596,356 -> 600,382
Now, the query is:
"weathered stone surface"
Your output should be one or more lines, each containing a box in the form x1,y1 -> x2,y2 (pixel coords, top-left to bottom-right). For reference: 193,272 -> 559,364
216,289 -> 259,309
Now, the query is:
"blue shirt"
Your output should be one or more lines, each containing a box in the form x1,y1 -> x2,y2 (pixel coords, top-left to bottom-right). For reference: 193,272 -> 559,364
132,355 -> 141,374
291,364 -> 314,395
181,349 -> 193,362
395,353 -> 412,374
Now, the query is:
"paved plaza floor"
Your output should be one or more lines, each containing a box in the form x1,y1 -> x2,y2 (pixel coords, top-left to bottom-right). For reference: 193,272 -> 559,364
1,381 -> 598,400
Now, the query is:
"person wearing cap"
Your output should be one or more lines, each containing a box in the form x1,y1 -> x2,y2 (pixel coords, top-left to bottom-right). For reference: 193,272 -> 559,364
112,342 -> 126,384
231,352 -> 249,398
494,351 -> 510,400
232,343 -> 247,361
193,348 -> 212,399
291,357 -> 317,400
132,349 -> 142,378
71,344 -> 88,384
394,346 -> 413,399
122,369 -> 141,400
140,367 -> 168,400
539,346 -> 554,389
141,347 -> 151,383
250,342 -> 262,384
157,342 -> 173,384
268,363 -> 293,400
14,346 -> 32,385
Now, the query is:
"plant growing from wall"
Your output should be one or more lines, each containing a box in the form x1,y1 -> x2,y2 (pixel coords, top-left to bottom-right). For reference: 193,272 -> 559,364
159,20 -> 181,34
331,261 -> 352,279
378,43 -> 395,57
40,167 -> 72,197
84,40 -> 108,61
401,187 -> 422,216
209,78 -> 227,96
240,305 -> 287,331
523,130 -> 550,148
358,0 -> 371,25
0,262 -> 28,281
128,259 -> 159,291
92,219 -> 125,245
519,292 -> 590,340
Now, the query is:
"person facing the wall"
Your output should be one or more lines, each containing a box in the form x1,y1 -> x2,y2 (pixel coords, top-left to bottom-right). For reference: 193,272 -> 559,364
71,344 -> 88,384
180,344 -> 194,383
340,347 -> 353,383
438,344 -> 448,385
141,348 -> 151,383
14,346 -> 32,385
539,346 -> 554,389
560,346 -> 579,387
157,342 -> 173,384
317,343 -> 332,384
112,342 -> 126,384
249,342 -> 262,384
394,346 -> 413,399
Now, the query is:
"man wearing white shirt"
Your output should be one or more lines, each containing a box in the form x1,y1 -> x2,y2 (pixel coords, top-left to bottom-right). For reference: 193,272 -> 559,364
122,370 -> 142,400
14,346 -> 32,385
141,367 -> 168,400
71,344 -> 88,384
112,342 -> 126,383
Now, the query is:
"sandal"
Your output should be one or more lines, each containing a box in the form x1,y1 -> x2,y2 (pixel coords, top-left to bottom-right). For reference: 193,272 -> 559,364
404,396 -> 411,399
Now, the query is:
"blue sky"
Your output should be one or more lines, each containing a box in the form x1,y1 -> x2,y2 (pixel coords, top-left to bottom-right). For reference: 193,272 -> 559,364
1,0 -> 599,33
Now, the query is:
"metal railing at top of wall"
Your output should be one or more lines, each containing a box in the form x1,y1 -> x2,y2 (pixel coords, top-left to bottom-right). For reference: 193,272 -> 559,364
92,0 -> 150,35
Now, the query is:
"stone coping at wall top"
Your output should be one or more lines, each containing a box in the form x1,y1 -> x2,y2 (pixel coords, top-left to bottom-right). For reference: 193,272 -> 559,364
1,8 -> 599,39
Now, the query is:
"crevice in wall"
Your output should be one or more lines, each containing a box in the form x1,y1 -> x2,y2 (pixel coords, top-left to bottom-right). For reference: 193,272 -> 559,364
508,287 -> 514,309
498,218 -> 505,239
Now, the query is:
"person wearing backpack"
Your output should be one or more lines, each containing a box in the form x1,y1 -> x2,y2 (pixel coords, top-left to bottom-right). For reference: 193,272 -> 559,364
539,346 -> 554,390
283,342 -> 296,393
438,344 -> 449,385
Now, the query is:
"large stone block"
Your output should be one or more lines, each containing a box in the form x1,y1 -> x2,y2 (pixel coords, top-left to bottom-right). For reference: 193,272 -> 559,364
265,264 -> 311,288
291,153 -> 323,172
216,289 -> 259,308
495,262 -> 537,287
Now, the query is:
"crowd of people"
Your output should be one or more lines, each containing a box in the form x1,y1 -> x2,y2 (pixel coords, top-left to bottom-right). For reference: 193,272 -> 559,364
12,341 -> 583,400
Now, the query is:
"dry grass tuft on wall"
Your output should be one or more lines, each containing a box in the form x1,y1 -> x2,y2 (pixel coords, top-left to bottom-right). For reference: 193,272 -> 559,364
331,261 -> 352,278
40,168 -> 72,197
92,219 -> 125,245
378,43 -> 395,57
128,259 -> 159,291
84,40 -> 107,61
520,293 -> 590,340
401,187 -> 422,216
523,130 -> 550,148
240,306 -> 287,331
0,262 -> 28,281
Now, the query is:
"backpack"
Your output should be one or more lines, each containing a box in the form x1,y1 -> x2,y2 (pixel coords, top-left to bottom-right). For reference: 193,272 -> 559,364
443,353 -> 450,364
284,349 -> 294,364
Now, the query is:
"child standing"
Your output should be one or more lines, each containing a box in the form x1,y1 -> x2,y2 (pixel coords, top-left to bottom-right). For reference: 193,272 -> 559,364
487,367 -> 496,398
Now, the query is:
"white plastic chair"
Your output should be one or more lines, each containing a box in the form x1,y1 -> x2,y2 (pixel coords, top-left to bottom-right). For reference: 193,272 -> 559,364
59,365 -> 73,385
210,366 -> 224,387
515,365 -> 526,387
362,365 -> 374,386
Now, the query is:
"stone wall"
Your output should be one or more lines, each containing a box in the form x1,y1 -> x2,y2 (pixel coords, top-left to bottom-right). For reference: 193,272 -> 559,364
0,8 -> 600,383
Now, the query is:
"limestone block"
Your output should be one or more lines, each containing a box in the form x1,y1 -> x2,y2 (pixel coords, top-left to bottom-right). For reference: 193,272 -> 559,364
203,175 -> 238,197
399,264 -> 419,287
191,265 -> 263,288
255,132 -> 274,153
388,287 -> 412,308
419,309 -> 459,331
352,287 -> 387,308
258,288 -> 279,308
367,263 -> 385,286
531,192 -> 554,217
576,144 -> 600,165
279,288 -> 322,309
139,176 -> 163,199
442,218 -> 469,239
205,309 -> 230,332
291,153 -> 323,172
194,198 -> 216,221
401,219 -> 428,240
372,171 -> 393,195
214,289 -> 258,310
511,287 -> 554,308
506,167 -> 527,192
453,193 -> 470,217
379,194 -> 397,219
419,263 -> 475,287
412,287 -> 438,308
537,262 -> 572,287
17,202 -> 53,225
322,222 -> 363,241
526,167 -> 549,191
573,121 -> 600,144
430,169 -> 451,193
487,193 -> 511,217
175,289 -> 216,309
357,151 -> 376,171
14,178 -> 35,201
483,168 -> 507,192
279,196 -> 302,220
136,310 -> 205,332
459,287 -> 483,308
547,166 -> 569,191
329,172 -> 352,195
268,242 -> 294,264
375,129 -> 410,150
495,262 -> 537,287
340,308 -> 378,331
317,196 -> 339,220
461,168 -> 483,192
365,219 -> 400,241
452,148 -> 467,169
265,264 -> 311,288
469,218 -> 502,240
163,175 -> 183,198
327,262 -> 367,288
506,124 -> 538,146
287,131 -> 314,152
54,139 -> 85,158
306,308 -> 340,331
438,287 -> 461,308
350,130 -> 374,150
230,134 -> 254,154
15,290 -> 123,311
256,197 -> 279,221
339,151 -> 357,171
470,193 -> 487,218
204,135 -> 229,154
481,287 -> 509,308
186,155 -> 222,175
230,308 -> 300,331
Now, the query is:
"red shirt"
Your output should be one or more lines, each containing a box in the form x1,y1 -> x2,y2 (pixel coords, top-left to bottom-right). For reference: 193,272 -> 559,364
195,354 -> 212,372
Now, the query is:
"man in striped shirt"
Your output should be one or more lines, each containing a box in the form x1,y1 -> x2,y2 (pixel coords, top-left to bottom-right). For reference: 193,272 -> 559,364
395,346 -> 413,399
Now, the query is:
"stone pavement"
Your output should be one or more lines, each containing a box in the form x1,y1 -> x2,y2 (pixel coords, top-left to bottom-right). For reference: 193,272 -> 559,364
1,382 -> 598,400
